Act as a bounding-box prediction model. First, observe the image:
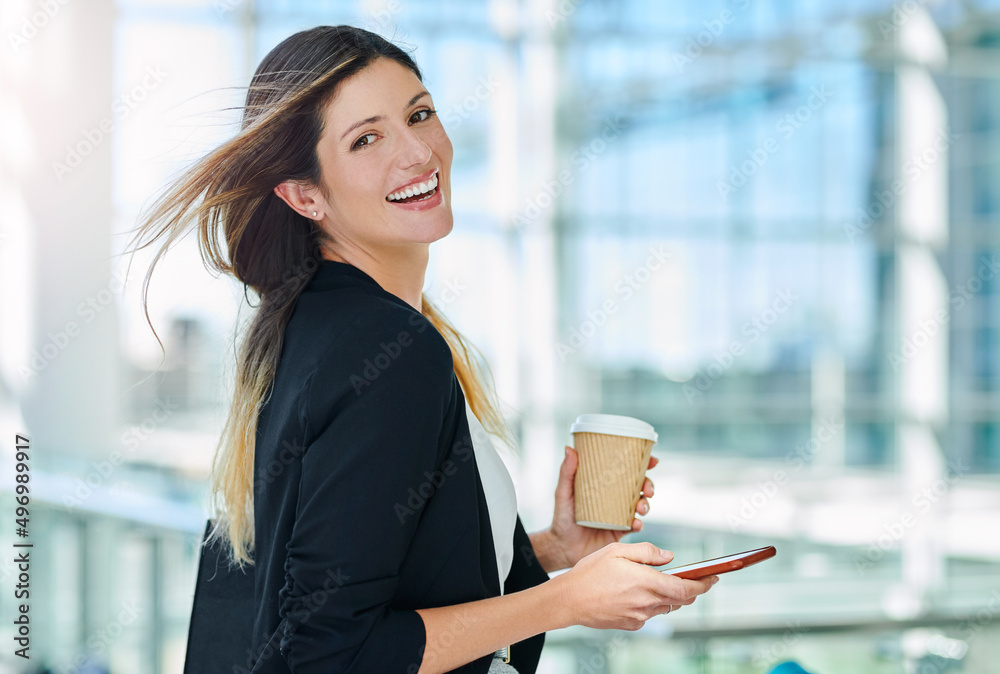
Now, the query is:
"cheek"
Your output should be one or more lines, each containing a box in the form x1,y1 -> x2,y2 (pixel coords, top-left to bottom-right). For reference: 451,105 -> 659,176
439,130 -> 454,166
424,124 -> 453,166
334,165 -> 383,210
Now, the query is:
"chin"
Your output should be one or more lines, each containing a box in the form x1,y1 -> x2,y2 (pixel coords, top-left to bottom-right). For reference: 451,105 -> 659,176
410,211 -> 455,244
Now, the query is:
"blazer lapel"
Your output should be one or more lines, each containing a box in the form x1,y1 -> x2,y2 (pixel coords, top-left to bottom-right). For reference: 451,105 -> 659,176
455,383 -> 502,598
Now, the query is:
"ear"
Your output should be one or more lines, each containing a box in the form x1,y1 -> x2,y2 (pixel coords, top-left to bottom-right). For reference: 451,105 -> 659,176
274,180 -> 324,220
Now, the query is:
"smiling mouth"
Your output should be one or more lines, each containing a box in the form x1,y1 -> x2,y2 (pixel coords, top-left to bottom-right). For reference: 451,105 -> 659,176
386,170 -> 439,204
390,188 -> 437,204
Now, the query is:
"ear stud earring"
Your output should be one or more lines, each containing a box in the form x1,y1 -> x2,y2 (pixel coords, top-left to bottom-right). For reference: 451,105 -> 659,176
312,211 -> 318,217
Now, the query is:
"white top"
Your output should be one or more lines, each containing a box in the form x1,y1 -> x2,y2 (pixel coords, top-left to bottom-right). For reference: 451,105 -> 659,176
463,397 -> 517,593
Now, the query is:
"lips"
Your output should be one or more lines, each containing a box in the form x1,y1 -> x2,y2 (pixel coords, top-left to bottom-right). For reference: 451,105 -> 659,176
385,168 -> 440,201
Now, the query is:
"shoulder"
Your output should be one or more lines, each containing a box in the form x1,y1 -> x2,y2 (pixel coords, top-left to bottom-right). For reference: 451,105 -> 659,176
291,285 -> 456,420
286,271 -> 452,365
318,286 -> 451,375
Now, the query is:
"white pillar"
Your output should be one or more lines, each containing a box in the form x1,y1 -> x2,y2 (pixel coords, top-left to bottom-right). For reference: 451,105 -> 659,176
1,0 -> 119,463
514,0 -> 562,530
892,6 -> 950,605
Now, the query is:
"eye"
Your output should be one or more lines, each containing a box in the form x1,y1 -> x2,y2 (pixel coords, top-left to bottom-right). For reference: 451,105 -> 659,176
351,109 -> 437,151
410,108 -> 438,124
352,132 -> 377,150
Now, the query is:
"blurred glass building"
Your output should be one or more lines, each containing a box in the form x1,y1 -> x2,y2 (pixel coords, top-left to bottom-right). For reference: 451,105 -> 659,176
1,0 -> 999,672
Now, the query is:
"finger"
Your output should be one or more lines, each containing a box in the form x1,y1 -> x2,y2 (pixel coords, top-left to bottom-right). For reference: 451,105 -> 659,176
614,541 -> 672,566
655,601 -> 683,616
647,455 -> 659,469
631,517 -> 643,532
636,497 -> 649,515
641,478 -> 654,498
654,575 -> 715,601
684,576 -> 716,597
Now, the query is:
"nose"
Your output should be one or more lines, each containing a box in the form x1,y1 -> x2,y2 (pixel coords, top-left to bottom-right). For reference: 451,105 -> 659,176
398,125 -> 432,168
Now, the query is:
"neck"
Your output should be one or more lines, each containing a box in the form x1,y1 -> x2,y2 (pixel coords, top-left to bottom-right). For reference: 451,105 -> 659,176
321,244 -> 428,313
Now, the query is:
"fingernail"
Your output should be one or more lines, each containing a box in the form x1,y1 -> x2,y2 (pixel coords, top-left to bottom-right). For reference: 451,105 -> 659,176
661,549 -> 671,559
711,576 -> 720,585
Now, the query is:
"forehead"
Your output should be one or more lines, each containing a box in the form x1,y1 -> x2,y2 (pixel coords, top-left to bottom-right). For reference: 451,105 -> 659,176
322,58 -> 423,128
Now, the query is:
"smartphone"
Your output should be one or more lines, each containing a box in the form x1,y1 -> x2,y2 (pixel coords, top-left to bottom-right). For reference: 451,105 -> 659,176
661,546 -> 776,580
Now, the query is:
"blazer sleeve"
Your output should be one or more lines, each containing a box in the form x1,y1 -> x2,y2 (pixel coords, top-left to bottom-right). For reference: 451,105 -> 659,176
275,311 -> 454,673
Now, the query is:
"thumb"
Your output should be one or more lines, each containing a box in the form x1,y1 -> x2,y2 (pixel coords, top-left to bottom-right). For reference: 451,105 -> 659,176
617,541 -> 673,566
555,446 -> 577,497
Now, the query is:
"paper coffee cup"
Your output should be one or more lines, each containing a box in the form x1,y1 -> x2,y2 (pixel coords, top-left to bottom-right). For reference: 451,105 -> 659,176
571,414 -> 658,531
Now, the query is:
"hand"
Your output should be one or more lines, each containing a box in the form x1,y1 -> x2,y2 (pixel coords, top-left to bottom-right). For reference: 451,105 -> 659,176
551,541 -> 719,631
541,446 -> 658,571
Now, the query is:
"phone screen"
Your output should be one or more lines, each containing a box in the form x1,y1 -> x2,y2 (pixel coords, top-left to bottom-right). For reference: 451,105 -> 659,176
661,546 -> 776,580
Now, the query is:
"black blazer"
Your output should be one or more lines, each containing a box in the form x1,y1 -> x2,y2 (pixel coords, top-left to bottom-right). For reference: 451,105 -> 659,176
185,260 -> 549,674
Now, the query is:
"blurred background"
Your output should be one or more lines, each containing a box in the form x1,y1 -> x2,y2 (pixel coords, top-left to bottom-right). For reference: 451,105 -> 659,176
1,0 -> 999,672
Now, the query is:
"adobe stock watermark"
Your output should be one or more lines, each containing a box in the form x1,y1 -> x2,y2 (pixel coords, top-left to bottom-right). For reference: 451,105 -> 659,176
7,0 -> 71,53
877,0 -> 931,39
213,0 -> 244,17
348,312 -> 432,395
0,557 -> 15,583
511,116 -> 628,229
716,85 -> 832,201
406,594 -> 496,673
844,129 -> 958,242
405,581 -> 616,674
394,433 -> 475,525
555,245 -> 672,361
109,481 -> 137,497
428,276 -> 467,308
52,65 -> 168,182
728,417 -> 844,531
672,0 -> 752,73
407,608 -> 477,673
442,75 -> 501,130
576,632 -> 628,674
58,600 -> 140,674
545,0 -> 584,26
343,276 -> 466,396
683,288 -> 799,402
887,254 -> 1000,372
750,621 -> 809,669
255,440 -> 306,494
853,458 -> 971,575
268,252 -> 327,299
20,268 -> 131,382
62,397 -> 179,511
955,589 -> 1000,643
361,0 -> 407,36
233,567 -> 350,674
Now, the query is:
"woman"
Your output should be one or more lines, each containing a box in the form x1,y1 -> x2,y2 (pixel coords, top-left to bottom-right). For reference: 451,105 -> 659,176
130,25 -> 717,674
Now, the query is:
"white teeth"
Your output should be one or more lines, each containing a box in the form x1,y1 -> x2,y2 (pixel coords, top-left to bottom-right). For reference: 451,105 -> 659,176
387,172 -> 438,201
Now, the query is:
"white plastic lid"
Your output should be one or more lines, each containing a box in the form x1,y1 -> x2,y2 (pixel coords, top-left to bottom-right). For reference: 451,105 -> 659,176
570,414 -> 658,442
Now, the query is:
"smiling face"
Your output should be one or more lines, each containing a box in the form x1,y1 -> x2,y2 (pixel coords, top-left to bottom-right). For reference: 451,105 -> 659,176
307,57 -> 454,260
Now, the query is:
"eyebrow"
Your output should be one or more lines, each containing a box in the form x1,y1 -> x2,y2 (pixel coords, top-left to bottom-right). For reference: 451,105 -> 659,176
339,91 -> 431,141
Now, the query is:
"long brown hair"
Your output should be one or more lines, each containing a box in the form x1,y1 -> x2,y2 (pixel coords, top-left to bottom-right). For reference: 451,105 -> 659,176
127,25 -> 512,567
